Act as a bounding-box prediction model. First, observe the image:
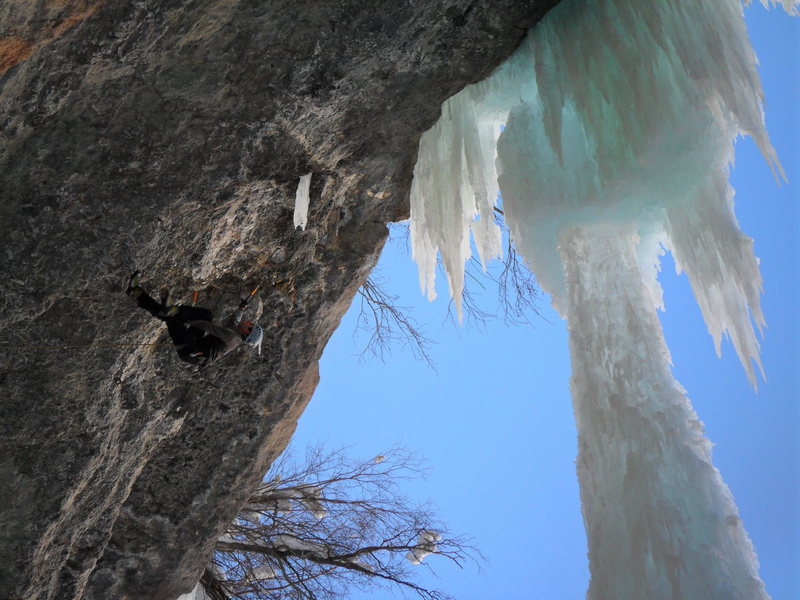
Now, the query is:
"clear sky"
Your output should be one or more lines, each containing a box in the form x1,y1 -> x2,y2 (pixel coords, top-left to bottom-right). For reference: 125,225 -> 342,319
288,4 -> 798,599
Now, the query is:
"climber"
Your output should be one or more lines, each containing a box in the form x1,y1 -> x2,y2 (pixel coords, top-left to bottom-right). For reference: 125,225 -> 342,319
125,271 -> 263,368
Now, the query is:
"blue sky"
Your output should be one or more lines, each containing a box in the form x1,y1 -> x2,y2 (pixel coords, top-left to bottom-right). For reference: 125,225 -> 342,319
289,5 -> 798,599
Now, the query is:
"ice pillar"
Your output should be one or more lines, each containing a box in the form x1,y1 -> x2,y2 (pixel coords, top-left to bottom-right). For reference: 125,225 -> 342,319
562,226 -> 767,599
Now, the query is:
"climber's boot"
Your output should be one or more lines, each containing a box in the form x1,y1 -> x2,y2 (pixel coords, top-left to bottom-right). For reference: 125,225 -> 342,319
125,270 -> 143,298
159,290 -> 179,317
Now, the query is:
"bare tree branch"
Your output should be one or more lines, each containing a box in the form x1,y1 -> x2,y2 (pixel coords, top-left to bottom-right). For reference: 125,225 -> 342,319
356,275 -> 435,369
361,219 -> 540,358
202,446 -> 481,600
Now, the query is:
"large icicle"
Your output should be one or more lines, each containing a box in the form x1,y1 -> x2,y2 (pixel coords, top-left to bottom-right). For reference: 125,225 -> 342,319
410,92 -> 505,317
749,0 -> 799,14
412,0 -> 781,376
409,0 -> 789,597
562,225 -> 767,599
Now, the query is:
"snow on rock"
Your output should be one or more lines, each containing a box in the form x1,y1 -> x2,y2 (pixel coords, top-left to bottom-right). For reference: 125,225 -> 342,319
410,0 -> 784,597
405,530 -> 441,565
293,173 -> 312,230
210,562 -> 227,582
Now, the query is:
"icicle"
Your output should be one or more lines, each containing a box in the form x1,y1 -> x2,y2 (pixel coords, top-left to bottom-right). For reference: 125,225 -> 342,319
410,89 -> 506,319
561,225 -> 768,599
746,0 -> 799,15
411,0 -> 780,379
409,0 -> 786,596
293,173 -> 312,230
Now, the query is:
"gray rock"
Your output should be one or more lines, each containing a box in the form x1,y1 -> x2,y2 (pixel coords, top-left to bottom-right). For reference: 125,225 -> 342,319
0,1 -> 559,598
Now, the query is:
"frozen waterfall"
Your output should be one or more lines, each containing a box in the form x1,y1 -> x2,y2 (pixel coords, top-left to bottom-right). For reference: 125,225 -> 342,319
562,226 -> 766,598
409,0 -> 794,597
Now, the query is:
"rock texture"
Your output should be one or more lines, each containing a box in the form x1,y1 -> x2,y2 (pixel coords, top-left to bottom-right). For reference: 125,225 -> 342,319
0,1 -> 558,598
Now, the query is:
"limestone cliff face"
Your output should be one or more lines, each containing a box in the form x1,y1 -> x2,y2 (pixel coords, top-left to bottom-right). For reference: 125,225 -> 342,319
0,2 -> 558,598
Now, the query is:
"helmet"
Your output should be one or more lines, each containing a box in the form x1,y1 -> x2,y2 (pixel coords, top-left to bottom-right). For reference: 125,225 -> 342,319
245,324 -> 264,355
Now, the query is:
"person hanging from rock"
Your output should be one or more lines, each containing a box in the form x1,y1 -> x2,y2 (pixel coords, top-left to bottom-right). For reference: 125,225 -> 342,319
125,271 -> 263,368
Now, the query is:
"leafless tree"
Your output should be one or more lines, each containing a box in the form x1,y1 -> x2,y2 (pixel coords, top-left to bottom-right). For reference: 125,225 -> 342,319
202,446 -> 479,600
356,216 -> 540,360
491,207 -> 541,326
356,275 -> 435,368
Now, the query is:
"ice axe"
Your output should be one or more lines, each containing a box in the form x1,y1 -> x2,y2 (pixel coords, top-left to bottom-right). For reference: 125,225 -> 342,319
240,250 -> 277,307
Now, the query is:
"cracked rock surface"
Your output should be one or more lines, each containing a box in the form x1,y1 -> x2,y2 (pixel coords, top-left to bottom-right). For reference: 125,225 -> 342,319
0,1 -> 559,598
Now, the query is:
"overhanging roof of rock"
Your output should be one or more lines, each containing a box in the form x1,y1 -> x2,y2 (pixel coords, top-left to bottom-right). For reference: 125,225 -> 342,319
0,2 -> 560,599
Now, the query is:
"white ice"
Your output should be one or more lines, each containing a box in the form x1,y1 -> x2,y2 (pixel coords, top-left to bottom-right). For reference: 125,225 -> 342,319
409,0 -> 787,597
293,173 -> 312,230
748,0 -> 799,14
412,0 -> 781,383
560,225 -> 768,599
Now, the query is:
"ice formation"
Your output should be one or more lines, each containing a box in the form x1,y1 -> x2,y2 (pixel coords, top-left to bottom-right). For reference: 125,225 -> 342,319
409,0 -> 792,597
748,0 -> 799,14
293,172 -> 312,230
